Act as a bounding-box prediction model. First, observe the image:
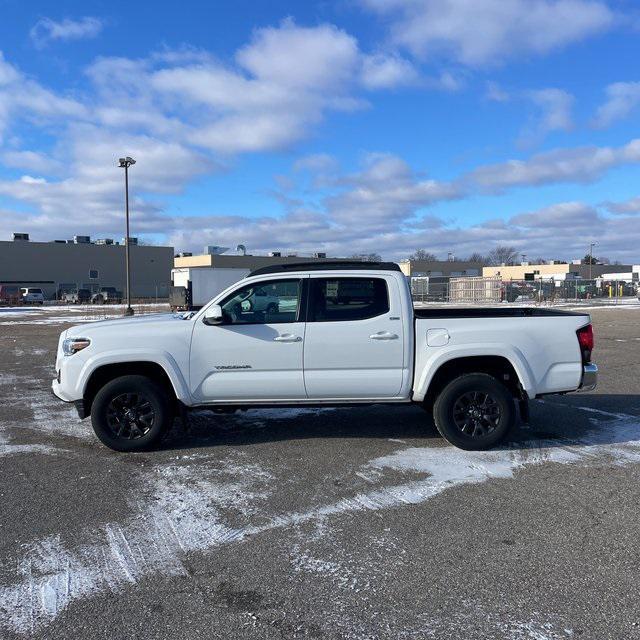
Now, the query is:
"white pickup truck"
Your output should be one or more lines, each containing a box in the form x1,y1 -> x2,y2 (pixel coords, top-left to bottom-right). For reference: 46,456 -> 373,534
52,262 -> 597,452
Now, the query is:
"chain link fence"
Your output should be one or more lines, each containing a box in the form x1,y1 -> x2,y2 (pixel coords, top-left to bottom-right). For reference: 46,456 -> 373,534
411,276 -> 638,306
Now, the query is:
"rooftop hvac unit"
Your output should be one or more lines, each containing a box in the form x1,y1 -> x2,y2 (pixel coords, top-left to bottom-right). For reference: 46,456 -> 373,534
176,252 -> 193,257
269,251 -> 281,257
52,240 -> 66,243
95,238 -> 114,245
204,245 -> 229,255
123,237 -> 138,245
12,232 -> 29,241
314,252 -> 327,258
74,235 -> 91,244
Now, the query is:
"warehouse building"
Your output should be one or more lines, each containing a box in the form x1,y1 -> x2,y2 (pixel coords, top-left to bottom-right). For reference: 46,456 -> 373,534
0,233 -> 174,299
174,249 -> 345,271
483,261 -> 640,282
398,260 -> 484,277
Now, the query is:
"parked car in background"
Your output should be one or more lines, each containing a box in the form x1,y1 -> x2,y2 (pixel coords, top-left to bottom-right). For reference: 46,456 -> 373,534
0,285 -> 22,305
91,287 -> 123,304
20,287 -> 45,305
63,289 -> 92,304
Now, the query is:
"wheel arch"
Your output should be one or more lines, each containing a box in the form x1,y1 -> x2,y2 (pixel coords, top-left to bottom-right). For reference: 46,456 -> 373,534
82,360 -> 181,418
420,354 -> 528,410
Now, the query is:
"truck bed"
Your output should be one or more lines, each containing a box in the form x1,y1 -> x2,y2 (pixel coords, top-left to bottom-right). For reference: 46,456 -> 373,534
412,308 -> 591,400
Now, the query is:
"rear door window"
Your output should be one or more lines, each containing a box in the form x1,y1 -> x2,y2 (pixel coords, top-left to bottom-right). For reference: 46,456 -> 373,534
309,278 -> 389,322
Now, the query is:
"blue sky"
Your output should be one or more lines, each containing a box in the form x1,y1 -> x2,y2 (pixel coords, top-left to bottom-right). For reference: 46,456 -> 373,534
0,0 -> 639,261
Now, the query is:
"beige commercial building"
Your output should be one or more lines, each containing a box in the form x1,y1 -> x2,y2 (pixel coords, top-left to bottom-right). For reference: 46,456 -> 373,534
174,253 -> 358,271
0,238 -> 174,299
483,262 -> 638,281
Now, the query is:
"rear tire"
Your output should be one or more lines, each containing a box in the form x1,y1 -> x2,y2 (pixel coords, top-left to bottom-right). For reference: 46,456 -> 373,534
433,373 -> 515,450
90,375 -> 172,451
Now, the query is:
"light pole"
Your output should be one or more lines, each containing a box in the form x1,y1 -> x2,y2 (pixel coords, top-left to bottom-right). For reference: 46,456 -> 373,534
588,241 -> 598,281
118,156 -> 136,316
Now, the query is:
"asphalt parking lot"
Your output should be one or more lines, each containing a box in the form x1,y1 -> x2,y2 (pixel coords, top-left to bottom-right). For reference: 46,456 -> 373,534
0,304 -> 639,640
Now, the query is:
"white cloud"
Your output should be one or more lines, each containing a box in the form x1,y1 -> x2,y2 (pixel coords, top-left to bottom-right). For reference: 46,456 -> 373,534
519,88 -> 574,145
293,153 -> 338,174
360,53 -> 419,89
30,17 -> 104,49
236,19 -> 360,90
485,81 -> 510,102
0,51 -> 87,140
93,20 -> 380,153
509,201 -> 598,229
469,139 -> 640,190
593,81 -> 640,128
604,196 -> 640,215
161,197 -> 640,264
361,0 -> 614,66
324,152 -> 461,230
0,150 -> 63,174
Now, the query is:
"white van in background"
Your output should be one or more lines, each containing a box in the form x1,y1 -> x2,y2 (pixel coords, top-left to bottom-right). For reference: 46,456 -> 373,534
21,287 -> 45,305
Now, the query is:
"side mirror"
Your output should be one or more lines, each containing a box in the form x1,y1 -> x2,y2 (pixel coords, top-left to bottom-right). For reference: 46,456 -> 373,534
203,304 -> 224,325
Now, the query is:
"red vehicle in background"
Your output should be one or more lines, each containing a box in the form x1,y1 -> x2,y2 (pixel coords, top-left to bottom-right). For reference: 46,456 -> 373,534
0,285 -> 23,305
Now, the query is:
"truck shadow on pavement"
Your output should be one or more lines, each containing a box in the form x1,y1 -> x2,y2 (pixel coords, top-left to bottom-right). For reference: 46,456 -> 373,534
160,394 -> 640,453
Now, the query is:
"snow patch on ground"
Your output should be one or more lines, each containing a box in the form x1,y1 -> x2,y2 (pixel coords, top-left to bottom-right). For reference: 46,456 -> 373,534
25,393 -> 91,440
290,545 -> 358,590
0,304 -> 169,325
1,407 -> 639,635
0,432 -> 61,457
0,455 -> 274,634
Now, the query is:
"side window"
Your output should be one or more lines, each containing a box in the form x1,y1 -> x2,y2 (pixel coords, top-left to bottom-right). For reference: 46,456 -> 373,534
220,279 -> 301,325
309,278 -> 389,322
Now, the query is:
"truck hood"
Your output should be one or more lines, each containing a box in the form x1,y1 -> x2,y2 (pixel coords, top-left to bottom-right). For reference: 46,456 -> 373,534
65,312 -> 191,338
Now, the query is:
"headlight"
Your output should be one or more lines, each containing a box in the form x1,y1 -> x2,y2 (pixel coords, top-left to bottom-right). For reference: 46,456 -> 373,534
63,337 -> 91,356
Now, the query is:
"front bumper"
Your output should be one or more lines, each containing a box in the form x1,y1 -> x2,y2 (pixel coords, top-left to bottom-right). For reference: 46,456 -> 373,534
51,380 -> 87,418
577,363 -> 598,392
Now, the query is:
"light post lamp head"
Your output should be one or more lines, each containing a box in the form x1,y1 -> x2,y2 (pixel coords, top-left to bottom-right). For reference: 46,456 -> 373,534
118,156 -> 136,168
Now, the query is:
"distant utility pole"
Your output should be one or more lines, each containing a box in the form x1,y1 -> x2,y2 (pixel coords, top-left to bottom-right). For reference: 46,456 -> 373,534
588,241 -> 598,281
118,156 -> 136,317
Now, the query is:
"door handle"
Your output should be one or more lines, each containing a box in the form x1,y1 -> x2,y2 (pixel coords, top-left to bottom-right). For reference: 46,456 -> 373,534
369,331 -> 398,340
274,334 -> 302,342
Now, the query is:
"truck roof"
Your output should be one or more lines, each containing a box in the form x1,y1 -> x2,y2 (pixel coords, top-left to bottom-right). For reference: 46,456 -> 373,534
248,261 -> 402,277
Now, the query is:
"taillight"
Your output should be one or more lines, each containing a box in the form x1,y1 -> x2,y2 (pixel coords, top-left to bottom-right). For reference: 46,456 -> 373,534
577,324 -> 594,363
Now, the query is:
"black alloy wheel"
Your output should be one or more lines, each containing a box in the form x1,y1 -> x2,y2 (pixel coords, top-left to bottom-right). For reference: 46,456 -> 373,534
433,373 -> 515,450
105,392 -> 155,440
91,375 -> 172,451
451,390 -> 501,438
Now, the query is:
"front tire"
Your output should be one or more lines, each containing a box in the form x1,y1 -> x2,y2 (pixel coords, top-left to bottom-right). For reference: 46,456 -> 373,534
90,375 -> 172,451
433,373 -> 515,450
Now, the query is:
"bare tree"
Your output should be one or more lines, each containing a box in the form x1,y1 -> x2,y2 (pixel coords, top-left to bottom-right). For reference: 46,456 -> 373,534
350,253 -> 382,262
467,252 -> 488,264
487,246 -> 518,266
408,249 -> 438,261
